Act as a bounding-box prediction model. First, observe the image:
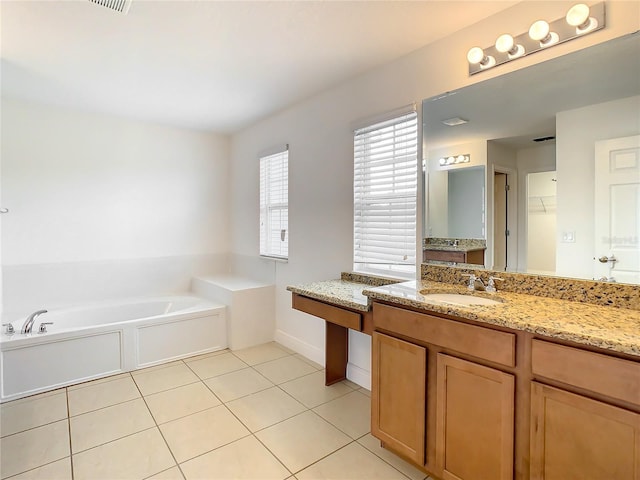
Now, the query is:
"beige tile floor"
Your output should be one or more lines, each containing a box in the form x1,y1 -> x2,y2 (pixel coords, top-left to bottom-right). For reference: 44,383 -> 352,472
0,342 -> 431,480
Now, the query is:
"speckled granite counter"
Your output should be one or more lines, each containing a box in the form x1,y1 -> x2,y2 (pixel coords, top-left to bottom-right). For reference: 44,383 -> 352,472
287,279 -> 371,312
423,245 -> 485,253
286,272 -> 402,312
363,280 -> 640,357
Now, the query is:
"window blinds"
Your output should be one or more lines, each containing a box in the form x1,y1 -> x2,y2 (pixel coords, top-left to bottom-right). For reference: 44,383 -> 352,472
260,148 -> 289,259
354,112 -> 418,275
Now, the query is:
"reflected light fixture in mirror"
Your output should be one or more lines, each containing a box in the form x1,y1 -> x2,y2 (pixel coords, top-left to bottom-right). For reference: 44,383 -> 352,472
467,2 -> 605,75
439,154 -> 471,166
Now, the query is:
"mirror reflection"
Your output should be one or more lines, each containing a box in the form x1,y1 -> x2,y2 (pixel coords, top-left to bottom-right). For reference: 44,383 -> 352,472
422,33 -> 640,284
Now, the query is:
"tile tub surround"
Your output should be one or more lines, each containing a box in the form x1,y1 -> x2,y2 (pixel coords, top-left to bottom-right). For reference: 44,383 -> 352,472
421,263 -> 640,310
286,273 -> 401,312
363,280 -> 640,357
0,342 -> 429,480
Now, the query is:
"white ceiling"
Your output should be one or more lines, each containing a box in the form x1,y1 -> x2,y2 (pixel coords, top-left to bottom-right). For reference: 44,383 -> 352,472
1,0 -> 517,133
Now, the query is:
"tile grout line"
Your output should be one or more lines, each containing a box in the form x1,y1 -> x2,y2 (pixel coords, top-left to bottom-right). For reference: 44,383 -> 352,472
3,343 -> 381,480
134,359 -> 188,480
195,355 -> 300,476
65,385 -> 75,480
354,432 -> 420,480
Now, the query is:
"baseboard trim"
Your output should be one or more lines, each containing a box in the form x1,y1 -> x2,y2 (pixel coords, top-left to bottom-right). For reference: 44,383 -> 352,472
347,362 -> 371,390
274,329 -> 324,366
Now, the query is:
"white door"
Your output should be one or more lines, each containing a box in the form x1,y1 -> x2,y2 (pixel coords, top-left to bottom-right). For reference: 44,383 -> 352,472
594,135 -> 640,284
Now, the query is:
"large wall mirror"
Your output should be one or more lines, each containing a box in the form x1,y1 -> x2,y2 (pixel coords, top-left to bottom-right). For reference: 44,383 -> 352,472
422,32 -> 640,284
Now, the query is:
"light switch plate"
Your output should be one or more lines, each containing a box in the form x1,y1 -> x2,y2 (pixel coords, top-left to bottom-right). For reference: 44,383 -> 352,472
562,231 -> 576,243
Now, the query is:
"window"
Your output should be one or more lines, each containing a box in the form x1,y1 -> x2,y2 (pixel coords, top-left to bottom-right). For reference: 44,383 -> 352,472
260,147 -> 289,259
354,111 -> 418,276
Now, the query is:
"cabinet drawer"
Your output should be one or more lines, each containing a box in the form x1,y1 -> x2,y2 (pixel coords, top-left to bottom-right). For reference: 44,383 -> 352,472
531,339 -> 640,406
423,249 -> 466,263
374,303 -> 515,367
292,294 -> 362,331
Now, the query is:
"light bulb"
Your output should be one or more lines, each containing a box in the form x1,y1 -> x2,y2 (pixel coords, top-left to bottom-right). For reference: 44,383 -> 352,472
456,155 -> 467,163
439,158 -> 446,166
529,20 -> 550,41
495,33 -> 525,59
467,46 -> 495,69
566,3 -> 589,26
447,157 -> 455,165
467,47 -> 485,65
495,34 -> 514,53
529,20 -> 559,47
566,3 -> 598,33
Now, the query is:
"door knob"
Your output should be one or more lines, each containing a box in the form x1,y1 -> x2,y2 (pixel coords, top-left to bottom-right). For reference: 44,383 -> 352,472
598,255 -> 617,263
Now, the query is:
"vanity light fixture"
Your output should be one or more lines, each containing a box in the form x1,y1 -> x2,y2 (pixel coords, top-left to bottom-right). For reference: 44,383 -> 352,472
467,2 -> 605,75
439,154 -> 470,166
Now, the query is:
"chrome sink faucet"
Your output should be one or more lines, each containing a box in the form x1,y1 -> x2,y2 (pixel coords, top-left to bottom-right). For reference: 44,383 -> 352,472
486,276 -> 504,293
21,310 -> 48,334
462,275 -> 503,292
462,274 -> 485,291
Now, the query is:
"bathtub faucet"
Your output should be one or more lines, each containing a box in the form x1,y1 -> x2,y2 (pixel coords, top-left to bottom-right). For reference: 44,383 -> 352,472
21,310 -> 48,334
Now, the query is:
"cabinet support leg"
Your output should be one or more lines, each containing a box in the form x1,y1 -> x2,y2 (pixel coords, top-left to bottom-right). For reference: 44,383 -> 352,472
325,321 -> 348,386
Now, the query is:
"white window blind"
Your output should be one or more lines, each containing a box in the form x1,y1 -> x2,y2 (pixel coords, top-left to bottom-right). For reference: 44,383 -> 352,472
260,148 -> 289,259
354,111 -> 418,276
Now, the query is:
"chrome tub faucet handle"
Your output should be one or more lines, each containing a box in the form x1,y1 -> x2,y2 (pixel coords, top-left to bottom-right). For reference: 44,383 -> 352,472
21,310 -> 48,334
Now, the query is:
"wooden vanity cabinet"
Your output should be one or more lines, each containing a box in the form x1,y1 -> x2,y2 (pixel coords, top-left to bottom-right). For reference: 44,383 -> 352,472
530,382 -> 640,480
436,354 -> 514,480
423,248 -> 485,265
371,303 -> 516,480
371,301 -> 640,480
530,339 -> 640,479
371,332 -> 426,465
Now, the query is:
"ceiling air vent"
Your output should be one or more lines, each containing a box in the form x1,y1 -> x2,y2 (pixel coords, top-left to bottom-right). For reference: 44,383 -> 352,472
533,136 -> 556,143
89,0 -> 132,14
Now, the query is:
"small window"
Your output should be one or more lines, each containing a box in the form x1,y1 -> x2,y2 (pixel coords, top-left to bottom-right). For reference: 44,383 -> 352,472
260,148 -> 289,259
354,111 -> 418,277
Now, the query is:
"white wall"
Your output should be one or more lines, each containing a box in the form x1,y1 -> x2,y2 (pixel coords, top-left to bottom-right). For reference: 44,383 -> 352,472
448,167 -> 485,239
229,1 -> 640,387
516,143 -> 556,273
1,98 -> 230,315
527,171 -> 557,274
556,95 -> 640,279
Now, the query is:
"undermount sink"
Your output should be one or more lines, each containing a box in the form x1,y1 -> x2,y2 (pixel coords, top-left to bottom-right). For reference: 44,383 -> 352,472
420,293 -> 503,306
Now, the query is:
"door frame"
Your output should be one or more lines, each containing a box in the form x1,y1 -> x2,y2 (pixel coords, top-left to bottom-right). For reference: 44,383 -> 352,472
491,164 -> 518,271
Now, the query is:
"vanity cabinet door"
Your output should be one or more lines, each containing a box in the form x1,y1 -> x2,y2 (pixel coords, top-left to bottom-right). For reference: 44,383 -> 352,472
436,354 -> 515,480
530,382 -> 640,480
371,332 -> 427,465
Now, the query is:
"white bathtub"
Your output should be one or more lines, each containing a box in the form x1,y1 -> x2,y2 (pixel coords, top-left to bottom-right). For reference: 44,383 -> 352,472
0,296 -> 226,402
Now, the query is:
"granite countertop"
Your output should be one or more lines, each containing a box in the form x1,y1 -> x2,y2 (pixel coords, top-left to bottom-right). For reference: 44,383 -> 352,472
362,280 -> 640,357
287,279 -> 372,312
287,272 -> 402,312
423,245 -> 486,252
